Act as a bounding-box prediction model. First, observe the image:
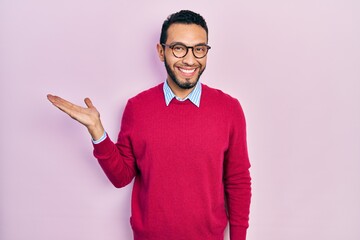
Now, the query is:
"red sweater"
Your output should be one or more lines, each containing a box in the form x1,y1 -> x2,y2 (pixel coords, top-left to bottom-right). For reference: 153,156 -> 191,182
93,83 -> 251,240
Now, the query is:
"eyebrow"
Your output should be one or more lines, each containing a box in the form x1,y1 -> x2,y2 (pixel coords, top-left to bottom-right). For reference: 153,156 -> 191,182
168,41 -> 208,46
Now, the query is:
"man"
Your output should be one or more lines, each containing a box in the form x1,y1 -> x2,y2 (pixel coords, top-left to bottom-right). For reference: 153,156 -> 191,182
47,10 -> 251,240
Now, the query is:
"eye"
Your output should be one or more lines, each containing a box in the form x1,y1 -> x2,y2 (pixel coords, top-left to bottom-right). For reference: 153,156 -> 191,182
172,44 -> 186,52
195,46 -> 206,53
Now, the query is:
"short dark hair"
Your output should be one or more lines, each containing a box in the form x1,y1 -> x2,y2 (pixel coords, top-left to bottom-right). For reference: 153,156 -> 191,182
160,10 -> 208,44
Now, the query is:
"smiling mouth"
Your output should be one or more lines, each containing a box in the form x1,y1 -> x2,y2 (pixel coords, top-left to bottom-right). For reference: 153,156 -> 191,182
178,67 -> 198,76
179,68 -> 195,73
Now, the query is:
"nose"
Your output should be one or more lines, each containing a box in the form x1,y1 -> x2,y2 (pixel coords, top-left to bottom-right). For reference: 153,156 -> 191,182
181,48 -> 196,65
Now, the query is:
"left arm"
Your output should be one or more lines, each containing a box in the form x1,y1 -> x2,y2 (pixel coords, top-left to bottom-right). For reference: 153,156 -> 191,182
223,99 -> 252,240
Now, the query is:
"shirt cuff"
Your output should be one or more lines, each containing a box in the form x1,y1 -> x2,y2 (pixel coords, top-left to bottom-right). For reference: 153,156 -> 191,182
92,131 -> 107,144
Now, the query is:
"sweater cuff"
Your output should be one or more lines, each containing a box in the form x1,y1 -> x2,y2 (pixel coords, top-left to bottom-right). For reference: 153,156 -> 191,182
230,225 -> 247,240
92,135 -> 113,157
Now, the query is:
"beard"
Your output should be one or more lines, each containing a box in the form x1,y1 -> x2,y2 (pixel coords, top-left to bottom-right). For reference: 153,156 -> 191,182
164,57 -> 205,89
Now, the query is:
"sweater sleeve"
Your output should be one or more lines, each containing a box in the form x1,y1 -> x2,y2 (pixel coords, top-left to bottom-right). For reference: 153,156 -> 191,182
92,100 -> 137,188
223,99 -> 252,240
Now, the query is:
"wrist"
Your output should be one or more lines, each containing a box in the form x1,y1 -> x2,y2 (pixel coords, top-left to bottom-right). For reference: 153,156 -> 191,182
88,122 -> 105,141
92,131 -> 107,144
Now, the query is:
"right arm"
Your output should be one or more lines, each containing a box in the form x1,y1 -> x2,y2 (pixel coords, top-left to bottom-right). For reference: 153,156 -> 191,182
47,94 -> 136,187
93,100 -> 137,187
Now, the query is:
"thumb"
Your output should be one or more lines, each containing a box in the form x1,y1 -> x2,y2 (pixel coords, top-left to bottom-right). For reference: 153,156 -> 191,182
84,97 -> 94,108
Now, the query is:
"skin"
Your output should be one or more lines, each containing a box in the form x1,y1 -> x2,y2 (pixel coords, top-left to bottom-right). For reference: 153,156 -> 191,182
47,23 -> 208,140
157,23 -> 208,99
46,95 -> 105,140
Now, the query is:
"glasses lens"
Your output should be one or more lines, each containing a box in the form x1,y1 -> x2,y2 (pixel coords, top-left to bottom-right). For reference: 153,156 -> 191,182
172,44 -> 187,58
193,45 -> 209,58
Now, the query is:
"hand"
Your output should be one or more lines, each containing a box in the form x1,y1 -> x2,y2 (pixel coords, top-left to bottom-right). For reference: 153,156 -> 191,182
47,94 -> 105,140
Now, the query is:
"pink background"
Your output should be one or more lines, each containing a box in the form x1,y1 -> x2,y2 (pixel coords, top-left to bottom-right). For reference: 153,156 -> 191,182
1,1 -> 359,239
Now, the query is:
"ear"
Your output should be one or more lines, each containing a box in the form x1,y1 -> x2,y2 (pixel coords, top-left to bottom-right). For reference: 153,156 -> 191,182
156,43 -> 165,62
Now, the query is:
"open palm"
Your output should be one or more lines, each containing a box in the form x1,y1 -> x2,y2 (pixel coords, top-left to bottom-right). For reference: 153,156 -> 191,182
47,94 -> 104,140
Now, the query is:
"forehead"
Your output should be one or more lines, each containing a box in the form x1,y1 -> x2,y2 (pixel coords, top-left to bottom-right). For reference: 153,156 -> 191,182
166,23 -> 207,45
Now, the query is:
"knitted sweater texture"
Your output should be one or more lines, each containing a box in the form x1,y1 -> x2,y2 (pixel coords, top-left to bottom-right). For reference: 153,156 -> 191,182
93,83 -> 251,240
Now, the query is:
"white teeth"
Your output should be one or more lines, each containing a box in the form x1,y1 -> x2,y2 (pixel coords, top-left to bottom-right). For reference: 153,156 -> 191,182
179,68 -> 195,74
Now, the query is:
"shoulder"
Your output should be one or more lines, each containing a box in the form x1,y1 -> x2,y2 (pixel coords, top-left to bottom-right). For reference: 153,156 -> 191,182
202,84 -> 242,107
122,83 -> 165,119
202,84 -> 246,121
201,84 -> 247,127
127,83 -> 164,105
130,83 -> 163,101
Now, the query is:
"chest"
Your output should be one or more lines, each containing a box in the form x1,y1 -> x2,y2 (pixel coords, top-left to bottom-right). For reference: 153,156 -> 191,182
130,105 -> 231,175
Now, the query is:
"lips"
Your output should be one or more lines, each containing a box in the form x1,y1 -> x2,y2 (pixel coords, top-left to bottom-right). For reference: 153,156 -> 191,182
177,67 -> 198,77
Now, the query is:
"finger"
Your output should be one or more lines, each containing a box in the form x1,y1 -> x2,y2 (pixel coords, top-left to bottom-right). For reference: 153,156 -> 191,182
47,94 -> 66,105
48,95 -> 74,108
47,94 -> 57,103
47,94 -> 83,116
84,97 -> 94,108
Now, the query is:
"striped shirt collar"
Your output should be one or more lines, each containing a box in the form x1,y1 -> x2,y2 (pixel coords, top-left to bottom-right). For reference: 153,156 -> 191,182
163,80 -> 202,107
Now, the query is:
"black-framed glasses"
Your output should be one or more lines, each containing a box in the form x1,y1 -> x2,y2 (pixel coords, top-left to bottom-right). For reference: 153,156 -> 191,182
162,43 -> 211,59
